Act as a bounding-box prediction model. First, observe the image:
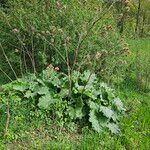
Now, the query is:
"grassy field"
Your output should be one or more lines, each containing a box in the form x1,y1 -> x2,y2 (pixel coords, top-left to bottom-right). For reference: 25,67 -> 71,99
0,39 -> 149,150
1,90 -> 149,150
128,38 -> 150,52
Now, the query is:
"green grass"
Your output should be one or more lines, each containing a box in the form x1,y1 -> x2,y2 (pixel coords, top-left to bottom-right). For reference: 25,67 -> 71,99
126,38 -> 150,91
127,38 -> 150,53
0,89 -> 149,150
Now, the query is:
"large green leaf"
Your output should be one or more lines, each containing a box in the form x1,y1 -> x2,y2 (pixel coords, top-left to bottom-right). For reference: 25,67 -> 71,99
24,90 -> 35,98
113,98 -> 126,112
74,83 -> 97,100
89,109 -> 102,133
36,86 -> 49,95
88,101 -> 102,132
82,70 -> 96,84
89,100 -> 99,110
71,71 -> 81,82
100,106 -> 114,118
41,70 -> 61,87
100,106 -> 117,121
67,106 -> 75,120
28,81 -> 39,91
59,88 -> 69,98
38,94 -> 57,109
107,123 -> 120,134
12,81 -> 28,92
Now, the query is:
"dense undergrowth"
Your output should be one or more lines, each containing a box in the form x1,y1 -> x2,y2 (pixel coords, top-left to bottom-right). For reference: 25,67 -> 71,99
0,0 -> 131,84
0,69 -> 125,138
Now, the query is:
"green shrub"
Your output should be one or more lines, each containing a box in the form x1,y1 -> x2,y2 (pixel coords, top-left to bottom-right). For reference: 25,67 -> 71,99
0,68 -> 125,140
0,0 -> 129,85
0,0 -> 101,73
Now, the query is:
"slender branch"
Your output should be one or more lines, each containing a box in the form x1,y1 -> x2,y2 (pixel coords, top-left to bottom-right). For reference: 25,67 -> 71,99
22,45 -> 28,73
19,58 -> 23,77
64,43 -> 72,97
43,37 -> 67,63
72,1 -> 116,71
0,67 -> 13,82
72,33 -> 83,70
0,43 -> 18,79
4,99 -> 10,136
31,33 -> 36,73
17,36 -> 35,73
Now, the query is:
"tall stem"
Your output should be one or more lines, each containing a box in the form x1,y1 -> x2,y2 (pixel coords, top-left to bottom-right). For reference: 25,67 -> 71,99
135,0 -> 141,33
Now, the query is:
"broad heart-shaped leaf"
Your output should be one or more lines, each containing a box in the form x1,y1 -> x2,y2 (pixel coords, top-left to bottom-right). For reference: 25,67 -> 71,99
82,70 -> 97,84
74,83 -> 84,93
12,81 -> 28,92
88,101 -> 102,133
88,100 -> 99,110
59,88 -> 69,98
100,106 -> 117,121
36,86 -> 49,95
38,94 -> 57,109
36,78 -> 45,86
24,90 -> 35,98
107,123 -> 120,134
100,82 -> 115,100
83,89 -> 97,100
67,106 -> 75,120
71,71 -> 81,82
41,70 -> 61,87
67,98 -> 84,120
74,83 -> 97,100
28,81 -> 39,91
113,98 -> 126,112
89,109 -> 102,133
2,82 -> 13,90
